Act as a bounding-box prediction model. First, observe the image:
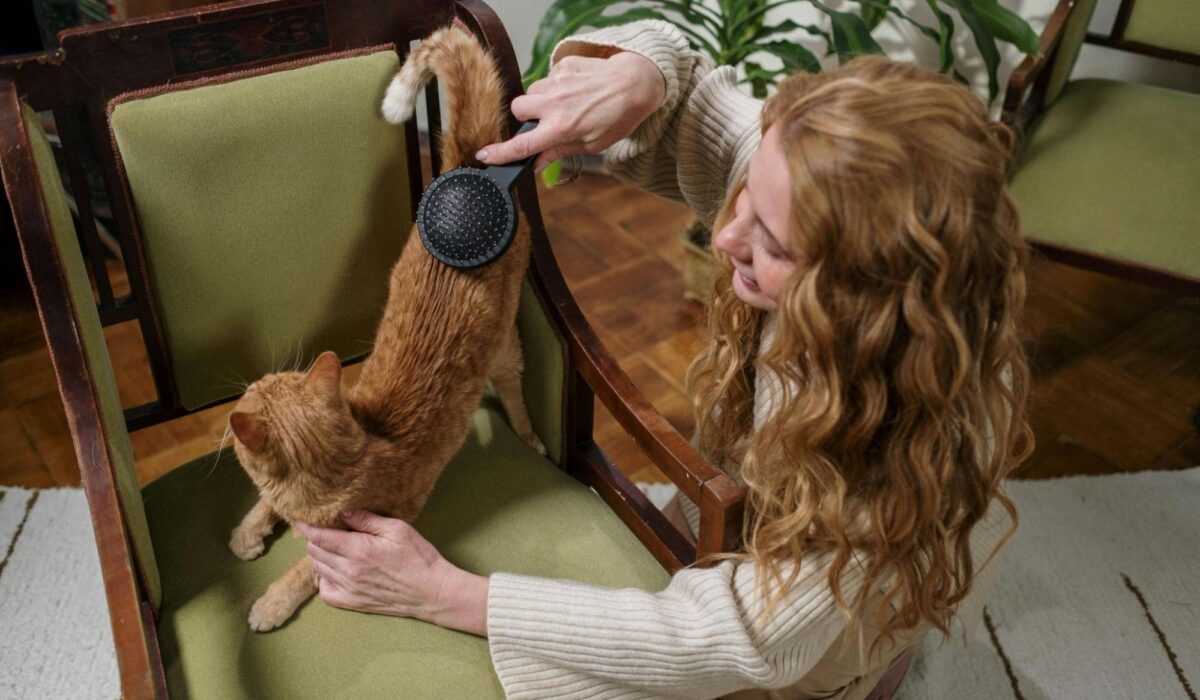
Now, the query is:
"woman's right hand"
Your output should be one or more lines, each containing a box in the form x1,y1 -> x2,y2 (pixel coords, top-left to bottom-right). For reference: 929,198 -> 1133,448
476,51 -> 666,171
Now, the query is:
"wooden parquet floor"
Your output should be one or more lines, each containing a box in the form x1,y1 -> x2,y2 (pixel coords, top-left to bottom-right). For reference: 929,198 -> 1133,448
1,173 -> 1197,489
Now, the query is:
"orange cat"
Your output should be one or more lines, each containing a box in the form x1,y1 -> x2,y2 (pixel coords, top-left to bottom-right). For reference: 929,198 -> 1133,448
226,27 -> 542,632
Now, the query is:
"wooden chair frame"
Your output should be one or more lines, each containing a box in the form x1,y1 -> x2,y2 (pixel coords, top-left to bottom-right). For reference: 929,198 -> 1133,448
1000,0 -> 1200,297
0,1 -> 743,696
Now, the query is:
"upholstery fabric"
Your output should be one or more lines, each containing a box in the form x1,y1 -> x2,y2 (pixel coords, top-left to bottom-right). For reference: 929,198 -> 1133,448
516,280 -> 564,464
22,104 -> 163,607
1044,0 -> 1099,105
1010,79 -> 1200,280
141,396 -> 668,699
109,50 -> 411,410
1124,0 -> 1200,56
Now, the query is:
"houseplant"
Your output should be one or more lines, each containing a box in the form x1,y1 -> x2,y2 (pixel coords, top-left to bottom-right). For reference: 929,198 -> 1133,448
523,0 -> 1040,301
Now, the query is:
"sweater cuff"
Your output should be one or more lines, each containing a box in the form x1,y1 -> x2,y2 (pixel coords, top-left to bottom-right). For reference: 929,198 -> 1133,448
551,20 -> 705,170
678,65 -> 763,226
486,572 -> 633,698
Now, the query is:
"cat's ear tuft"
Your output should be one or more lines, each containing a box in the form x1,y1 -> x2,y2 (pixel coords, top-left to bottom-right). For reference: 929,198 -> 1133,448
306,351 -> 343,397
230,412 -> 268,452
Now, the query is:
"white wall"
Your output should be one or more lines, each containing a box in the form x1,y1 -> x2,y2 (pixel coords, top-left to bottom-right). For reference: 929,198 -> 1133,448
484,0 -> 1200,97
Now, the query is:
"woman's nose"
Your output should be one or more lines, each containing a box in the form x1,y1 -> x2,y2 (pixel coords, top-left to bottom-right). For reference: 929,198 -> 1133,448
714,219 -> 750,263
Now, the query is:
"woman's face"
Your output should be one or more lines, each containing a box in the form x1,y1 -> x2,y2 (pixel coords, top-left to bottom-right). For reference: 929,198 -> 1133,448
713,125 -> 797,310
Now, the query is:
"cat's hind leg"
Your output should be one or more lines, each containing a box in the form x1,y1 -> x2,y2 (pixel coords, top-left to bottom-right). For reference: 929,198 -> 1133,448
248,553 -> 318,632
490,328 -> 547,456
230,497 -> 280,561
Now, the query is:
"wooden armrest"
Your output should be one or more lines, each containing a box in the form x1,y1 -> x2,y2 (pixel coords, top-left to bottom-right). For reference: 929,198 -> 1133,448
0,81 -> 163,698
1001,0 -> 1077,130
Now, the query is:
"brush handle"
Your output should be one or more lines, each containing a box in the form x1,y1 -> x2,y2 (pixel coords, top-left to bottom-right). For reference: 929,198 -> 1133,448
486,120 -> 539,191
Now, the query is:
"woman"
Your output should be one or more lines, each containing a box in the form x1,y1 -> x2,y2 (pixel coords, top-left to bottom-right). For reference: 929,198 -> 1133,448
295,20 -> 1032,699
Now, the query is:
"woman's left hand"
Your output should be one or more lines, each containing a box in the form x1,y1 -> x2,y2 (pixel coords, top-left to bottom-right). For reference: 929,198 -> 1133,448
294,511 -> 490,637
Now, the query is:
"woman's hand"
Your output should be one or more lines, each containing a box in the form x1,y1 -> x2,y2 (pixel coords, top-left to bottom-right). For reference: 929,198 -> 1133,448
476,51 -> 666,170
294,511 -> 490,637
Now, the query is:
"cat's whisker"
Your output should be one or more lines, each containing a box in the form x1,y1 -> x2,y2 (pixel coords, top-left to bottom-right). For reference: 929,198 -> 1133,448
203,417 -> 237,482
290,338 -> 306,373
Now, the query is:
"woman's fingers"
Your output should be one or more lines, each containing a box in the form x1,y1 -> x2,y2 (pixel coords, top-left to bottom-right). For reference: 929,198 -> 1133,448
509,93 -> 547,122
478,123 -> 562,165
294,521 -> 358,557
307,539 -> 351,569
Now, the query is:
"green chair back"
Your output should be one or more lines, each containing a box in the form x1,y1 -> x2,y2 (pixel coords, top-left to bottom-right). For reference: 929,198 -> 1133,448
1045,0 -> 1101,104
1123,0 -> 1200,55
109,49 -> 411,412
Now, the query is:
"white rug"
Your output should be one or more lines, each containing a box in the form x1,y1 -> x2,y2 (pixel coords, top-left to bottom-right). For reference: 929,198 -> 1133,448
643,469 -> 1200,700
0,487 -> 119,699
3,469 -> 1197,699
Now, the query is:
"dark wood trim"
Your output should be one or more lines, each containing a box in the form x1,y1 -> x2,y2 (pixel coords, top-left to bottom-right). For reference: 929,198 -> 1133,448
90,98 -> 184,424
98,294 -> 142,325
1001,0 -> 1075,131
54,107 -> 115,308
1028,240 -> 1200,297
425,78 -> 443,178
0,80 -> 159,700
572,442 -> 694,571
1083,33 -> 1200,65
1110,0 -> 1136,42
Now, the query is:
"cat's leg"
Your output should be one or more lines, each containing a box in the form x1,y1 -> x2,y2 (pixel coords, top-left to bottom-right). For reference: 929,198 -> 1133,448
248,553 -> 319,632
490,329 -> 547,456
230,497 -> 280,561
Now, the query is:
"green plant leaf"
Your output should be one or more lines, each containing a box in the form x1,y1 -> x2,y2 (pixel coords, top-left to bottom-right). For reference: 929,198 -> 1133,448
523,4 -> 716,86
729,0 -> 801,38
651,0 -> 722,35
761,40 -> 822,74
924,0 -> 957,73
971,0 -> 1040,54
743,61 -> 786,98
858,0 -> 942,44
939,0 -> 1001,100
811,0 -> 885,63
524,0 -> 609,85
861,0 -> 891,30
540,159 -> 563,187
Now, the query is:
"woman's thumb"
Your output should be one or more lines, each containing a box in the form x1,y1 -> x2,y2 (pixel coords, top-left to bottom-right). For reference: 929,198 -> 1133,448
339,510 -> 390,536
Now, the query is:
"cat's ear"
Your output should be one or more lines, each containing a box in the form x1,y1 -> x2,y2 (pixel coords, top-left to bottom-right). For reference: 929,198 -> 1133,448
230,412 -> 268,453
306,351 -> 342,398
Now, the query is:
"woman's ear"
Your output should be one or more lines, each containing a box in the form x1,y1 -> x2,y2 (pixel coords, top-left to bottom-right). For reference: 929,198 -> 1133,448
306,351 -> 343,399
230,412 -> 268,453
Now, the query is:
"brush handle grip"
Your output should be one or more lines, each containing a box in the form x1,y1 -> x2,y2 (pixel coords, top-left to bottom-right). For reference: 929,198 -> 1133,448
486,120 -> 539,191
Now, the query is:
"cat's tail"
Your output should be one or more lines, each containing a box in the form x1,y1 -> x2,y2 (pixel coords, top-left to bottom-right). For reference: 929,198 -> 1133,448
381,26 -> 505,170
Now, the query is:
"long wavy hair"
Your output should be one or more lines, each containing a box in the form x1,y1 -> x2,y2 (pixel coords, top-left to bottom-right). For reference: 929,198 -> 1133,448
687,56 -> 1034,649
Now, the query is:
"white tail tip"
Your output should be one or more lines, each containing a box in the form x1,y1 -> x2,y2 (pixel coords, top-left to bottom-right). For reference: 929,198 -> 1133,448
380,71 -> 422,125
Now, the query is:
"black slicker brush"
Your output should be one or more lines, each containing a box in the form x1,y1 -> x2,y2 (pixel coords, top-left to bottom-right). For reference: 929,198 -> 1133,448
417,121 -> 539,269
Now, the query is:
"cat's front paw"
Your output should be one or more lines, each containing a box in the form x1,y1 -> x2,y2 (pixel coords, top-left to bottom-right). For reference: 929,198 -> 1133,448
248,592 -> 297,632
523,432 -> 547,456
229,527 -> 266,561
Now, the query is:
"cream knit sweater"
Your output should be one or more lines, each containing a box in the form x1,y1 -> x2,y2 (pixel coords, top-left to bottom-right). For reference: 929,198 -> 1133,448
486,21 -> 1013,700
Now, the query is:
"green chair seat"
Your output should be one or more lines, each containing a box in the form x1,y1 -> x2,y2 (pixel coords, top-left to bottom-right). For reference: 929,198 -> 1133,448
142,396 -> 669,699
1009,79 -> 1200,280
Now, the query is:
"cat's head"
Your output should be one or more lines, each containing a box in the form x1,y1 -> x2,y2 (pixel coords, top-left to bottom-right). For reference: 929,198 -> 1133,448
228,351 -> 361,484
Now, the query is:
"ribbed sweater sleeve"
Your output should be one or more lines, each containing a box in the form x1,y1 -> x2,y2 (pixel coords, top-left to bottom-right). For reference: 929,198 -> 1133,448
488,555 -> 859,699
486,498 -> 1014,700
551,21 -> 763,227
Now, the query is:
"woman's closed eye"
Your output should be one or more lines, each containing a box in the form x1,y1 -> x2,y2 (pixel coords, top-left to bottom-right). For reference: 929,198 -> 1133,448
758,222 -> 791,261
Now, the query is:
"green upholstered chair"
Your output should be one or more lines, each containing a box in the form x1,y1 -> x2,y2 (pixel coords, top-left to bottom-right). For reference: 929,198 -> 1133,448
0,1 -> 743,697
1002,0 -> 1200,295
